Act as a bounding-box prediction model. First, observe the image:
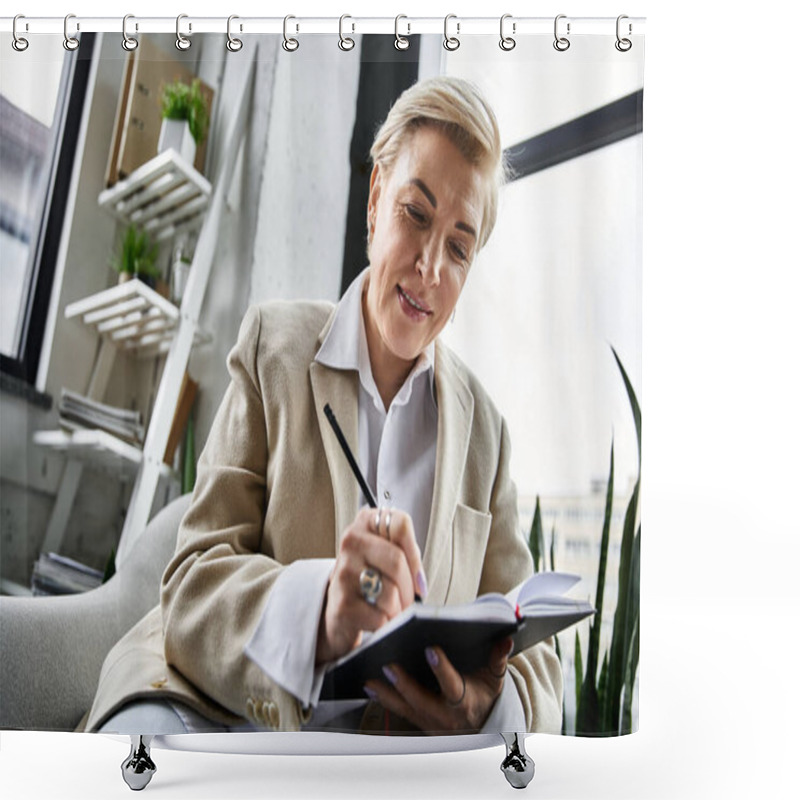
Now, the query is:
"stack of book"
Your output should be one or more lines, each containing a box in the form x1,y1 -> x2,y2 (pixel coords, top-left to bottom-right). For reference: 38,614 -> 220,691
31,552 -> 104,596
58,389 -> 144,445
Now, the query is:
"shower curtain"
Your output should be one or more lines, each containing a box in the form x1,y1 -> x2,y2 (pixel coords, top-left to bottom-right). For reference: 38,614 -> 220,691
0,17 -> 643,745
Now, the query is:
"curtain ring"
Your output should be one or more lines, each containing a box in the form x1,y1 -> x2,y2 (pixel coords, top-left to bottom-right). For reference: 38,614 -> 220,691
63,14 -> 80,51
394,15 -> 410,51
615,15 -> 632,52
338,14 -> 355,51
554,14 -> 570,51
176,14 -> 191,51
443,14 -> 460,51
121,14 -> 138,51
226,15 -> 243,52
283,15 -> 299,51
499,14 -> 516,51
12,15 -> 29,52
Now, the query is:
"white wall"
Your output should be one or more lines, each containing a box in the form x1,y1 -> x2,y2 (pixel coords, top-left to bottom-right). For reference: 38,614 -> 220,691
249,37 -> 361,307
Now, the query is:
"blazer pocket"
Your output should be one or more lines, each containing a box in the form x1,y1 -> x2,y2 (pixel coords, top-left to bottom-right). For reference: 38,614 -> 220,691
447,503 -> 492,604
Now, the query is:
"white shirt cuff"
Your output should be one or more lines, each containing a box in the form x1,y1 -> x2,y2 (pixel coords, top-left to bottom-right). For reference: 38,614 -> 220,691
244,558 -> 335,707
480,673 -> 527,733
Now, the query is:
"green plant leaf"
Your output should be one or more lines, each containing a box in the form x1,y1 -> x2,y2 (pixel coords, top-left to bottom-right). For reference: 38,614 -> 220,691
611,346 -> 641,469
181,411 -> 196,495
549,524 -> 556,572
621,590 -> 640,734
529,496 -> 544,573
161,78 -> 210,145
574,629 -> 583,727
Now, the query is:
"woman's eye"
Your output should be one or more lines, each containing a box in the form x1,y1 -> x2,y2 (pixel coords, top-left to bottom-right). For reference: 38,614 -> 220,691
406,205 -> 426,224
450,242 -> 468,262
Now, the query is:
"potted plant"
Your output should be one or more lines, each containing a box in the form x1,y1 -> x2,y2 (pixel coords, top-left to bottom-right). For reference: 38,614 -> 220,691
111,224 -> 161,289
158,78 -> 210,166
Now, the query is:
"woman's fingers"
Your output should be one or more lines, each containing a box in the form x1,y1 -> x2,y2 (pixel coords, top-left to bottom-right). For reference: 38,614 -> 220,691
487,636 -> 514,681
424,646 -> 468,706
373,508 -> 427,600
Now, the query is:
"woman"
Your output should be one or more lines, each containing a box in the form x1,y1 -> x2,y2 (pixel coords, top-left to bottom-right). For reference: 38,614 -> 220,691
86,76 -> 563,736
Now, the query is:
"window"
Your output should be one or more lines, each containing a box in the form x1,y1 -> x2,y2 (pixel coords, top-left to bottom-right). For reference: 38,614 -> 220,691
0,33 -> 94,387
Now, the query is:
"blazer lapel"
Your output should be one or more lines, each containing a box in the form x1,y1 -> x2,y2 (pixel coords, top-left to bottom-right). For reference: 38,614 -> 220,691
309,357 -> 360,554
423,343 -> 474,605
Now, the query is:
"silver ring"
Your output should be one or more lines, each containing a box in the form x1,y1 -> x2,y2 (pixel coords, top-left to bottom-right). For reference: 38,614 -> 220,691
394,15 -> 410,51
283,15 -> 299,52
615,15 -> 632,52
227,15 -> 243,52
63,14 -> 79,51
554,14 -> 571,52
359,567 -> 383,606
374,509 -> 383,535
443,14 -> 460,51
499,14 -> 516,51
339,14 -> 355,51
121,14 -> 138,51
12,15 -> 29,52
383,510 -> 393,539
176,14 -> 191,51
446,673 -> 467,706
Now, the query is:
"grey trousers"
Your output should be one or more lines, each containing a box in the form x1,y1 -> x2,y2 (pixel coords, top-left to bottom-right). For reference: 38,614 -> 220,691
97,699 -> 228,734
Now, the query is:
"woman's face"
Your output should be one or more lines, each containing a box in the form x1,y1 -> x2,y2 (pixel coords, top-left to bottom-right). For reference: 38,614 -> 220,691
364,125 -> 485,372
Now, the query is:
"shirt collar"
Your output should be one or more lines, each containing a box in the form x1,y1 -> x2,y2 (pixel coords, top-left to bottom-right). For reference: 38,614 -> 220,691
316,267 -> 435,411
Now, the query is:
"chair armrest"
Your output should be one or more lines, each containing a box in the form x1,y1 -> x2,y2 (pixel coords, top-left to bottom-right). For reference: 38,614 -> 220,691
0,580 -> 122,731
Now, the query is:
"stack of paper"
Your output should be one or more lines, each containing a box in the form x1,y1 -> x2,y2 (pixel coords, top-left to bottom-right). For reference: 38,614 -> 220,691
58,389 -> 144,445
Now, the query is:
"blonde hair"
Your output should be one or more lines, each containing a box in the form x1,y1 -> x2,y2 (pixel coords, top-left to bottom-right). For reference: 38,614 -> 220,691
369,76 -> 507,251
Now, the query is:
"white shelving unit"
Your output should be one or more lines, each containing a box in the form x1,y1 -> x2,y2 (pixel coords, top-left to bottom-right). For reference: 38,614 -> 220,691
34,46 -> 257,565
98,148 -> 211,242
64,278 -> 210,359
33,429 -> 174,480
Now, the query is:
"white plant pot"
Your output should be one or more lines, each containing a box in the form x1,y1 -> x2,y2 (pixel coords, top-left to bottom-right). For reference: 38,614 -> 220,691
158,118 -> 197,165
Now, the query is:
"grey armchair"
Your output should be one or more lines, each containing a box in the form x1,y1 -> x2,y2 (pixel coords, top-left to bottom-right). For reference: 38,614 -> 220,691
0,493 -> 190,731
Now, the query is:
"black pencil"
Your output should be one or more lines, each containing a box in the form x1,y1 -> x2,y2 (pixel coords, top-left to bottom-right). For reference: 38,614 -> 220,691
323,403 -> 378,508
324,402 -> 421,602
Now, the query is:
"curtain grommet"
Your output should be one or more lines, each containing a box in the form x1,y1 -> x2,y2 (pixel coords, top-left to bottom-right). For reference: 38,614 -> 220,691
394,15 -> 410,51
226,15 -> 243,52
338,14 -> 355,51
12,14 -> 29,52
499,14 -> 516,51
444,14 -> 460,51
121,14 -> 138,51
283,15 -> 299,52
554,14 -> 571,52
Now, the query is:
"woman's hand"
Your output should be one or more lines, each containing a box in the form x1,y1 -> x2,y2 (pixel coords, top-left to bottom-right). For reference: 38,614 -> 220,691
364,636 -> 515,734
316,506 -> 426,664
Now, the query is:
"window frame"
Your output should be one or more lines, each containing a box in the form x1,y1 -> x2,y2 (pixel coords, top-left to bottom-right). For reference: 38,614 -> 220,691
0,33 -> 96,388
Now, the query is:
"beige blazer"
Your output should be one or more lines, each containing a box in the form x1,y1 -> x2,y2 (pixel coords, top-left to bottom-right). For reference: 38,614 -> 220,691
85,299 -> 563,734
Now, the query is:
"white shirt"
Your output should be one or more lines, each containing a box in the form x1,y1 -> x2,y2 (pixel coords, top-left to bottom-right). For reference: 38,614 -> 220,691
244,268 -> 525,732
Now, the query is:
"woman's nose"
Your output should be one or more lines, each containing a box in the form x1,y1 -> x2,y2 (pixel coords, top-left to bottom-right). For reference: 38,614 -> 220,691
416,242 -> 442,286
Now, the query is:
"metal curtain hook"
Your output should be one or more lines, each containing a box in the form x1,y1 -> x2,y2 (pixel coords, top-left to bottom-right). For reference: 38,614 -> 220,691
12,14 -> 29,52
554,14 -> 571,51
615,14 -> 632,52
394,15 -> 410,51
63,14 -> 79,51
122,14 -> 138,51
283,15 -> 299,51
176,14 -> 191,51
499,14 -> 516,51
444,14 -> 460,51
339,14 -> 355,51
227,15 -> 243,52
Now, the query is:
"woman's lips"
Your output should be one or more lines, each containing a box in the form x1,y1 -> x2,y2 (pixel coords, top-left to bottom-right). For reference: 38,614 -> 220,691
397,285 -> 432,320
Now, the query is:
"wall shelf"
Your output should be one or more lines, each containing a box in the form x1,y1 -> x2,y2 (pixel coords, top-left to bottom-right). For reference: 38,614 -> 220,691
33,429 -> 175,481
65,278 -> 209,359
98,148 -> 212,241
